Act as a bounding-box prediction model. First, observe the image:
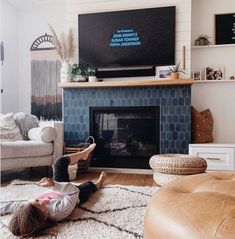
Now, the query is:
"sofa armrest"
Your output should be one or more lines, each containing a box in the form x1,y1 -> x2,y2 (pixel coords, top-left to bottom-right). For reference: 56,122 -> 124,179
38,121 -> 64,161
52,121 -> 64,162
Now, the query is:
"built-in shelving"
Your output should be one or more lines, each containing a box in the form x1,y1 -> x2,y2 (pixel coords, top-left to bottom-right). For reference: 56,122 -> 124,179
59,78 -> 194,88
191,44 -> 235,49
193,79 -> 235,83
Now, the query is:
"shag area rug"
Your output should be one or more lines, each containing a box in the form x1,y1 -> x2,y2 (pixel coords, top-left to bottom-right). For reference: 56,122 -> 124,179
0,180 -> 158,239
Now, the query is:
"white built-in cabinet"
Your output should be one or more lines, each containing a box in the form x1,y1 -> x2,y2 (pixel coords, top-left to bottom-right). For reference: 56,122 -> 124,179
189,143 -> 235,171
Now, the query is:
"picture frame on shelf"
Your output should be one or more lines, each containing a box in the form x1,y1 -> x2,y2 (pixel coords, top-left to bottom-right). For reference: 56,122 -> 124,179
156,66 -> 174,79
192,70 -> 202,81
205,66 -> 225,81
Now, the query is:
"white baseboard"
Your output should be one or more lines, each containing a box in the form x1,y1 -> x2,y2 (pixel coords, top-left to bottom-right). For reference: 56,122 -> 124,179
88,167 -> 153,174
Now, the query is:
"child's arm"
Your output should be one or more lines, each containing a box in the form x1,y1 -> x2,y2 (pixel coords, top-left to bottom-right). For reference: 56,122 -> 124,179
0,202 -> 23,215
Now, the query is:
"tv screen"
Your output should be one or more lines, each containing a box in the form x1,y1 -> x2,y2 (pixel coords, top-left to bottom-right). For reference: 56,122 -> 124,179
78,6 -> 175,68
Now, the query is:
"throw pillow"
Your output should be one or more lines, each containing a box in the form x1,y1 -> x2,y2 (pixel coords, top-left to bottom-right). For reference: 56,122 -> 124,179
191,106 -> 213,143
0,113 -> 24,142
13,112 -> 39,140
28,126 -> 56,143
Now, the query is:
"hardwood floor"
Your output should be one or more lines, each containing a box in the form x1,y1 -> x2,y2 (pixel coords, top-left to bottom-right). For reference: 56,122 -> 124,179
74,172 -> 154,186
1,167 -> 154,187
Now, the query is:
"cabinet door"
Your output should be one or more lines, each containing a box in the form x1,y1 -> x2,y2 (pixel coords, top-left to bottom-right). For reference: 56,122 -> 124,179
189,147 -> 234,171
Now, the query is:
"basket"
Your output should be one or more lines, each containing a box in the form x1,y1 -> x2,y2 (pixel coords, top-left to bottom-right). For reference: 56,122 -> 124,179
77,136 -> 95,173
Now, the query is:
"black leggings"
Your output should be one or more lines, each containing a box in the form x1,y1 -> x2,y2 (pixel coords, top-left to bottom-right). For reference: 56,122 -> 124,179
53,156 -> 97,204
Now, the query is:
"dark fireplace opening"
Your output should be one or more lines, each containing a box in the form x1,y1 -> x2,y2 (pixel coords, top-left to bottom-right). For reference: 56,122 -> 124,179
90,106 -> 160,169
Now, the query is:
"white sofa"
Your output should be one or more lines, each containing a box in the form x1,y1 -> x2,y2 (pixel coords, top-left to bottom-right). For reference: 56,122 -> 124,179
1,120 -> 64,172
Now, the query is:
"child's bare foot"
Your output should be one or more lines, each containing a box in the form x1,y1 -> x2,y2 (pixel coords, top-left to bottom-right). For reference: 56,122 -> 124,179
69,144 -> 96,164
94,171 -> 107,190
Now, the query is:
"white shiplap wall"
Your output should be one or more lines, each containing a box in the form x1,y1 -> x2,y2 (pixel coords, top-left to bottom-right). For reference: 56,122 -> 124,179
66,0 -> 192,80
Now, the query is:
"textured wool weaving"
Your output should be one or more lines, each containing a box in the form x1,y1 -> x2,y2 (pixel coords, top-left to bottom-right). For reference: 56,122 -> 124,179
0,180 -> 158,239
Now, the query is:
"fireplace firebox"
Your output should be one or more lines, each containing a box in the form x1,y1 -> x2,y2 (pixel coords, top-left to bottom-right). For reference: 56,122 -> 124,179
89,106 -> 160,169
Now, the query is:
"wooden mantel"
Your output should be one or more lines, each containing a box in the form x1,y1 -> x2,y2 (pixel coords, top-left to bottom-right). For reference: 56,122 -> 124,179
59,78 -> 194,89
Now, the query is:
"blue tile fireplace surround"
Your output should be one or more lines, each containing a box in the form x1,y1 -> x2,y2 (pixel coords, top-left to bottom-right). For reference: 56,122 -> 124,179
63,84 -> 191,161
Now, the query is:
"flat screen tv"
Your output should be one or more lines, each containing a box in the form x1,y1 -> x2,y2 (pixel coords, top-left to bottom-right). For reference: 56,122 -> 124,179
78,6 -> 175,69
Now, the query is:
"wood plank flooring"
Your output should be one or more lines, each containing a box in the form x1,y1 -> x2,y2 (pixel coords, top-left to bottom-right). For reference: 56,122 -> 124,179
74,172 -> 154,186
1,167 -> 154,187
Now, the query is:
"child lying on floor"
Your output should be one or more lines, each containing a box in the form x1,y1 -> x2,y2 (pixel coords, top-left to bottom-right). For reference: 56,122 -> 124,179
1,144 -> 107,237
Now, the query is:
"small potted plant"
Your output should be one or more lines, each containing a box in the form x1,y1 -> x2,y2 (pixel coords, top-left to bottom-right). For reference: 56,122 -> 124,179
194,34 -> 211,46
169,62 -> 185,80
88,68 -> 97,82
68,63 -> 89,82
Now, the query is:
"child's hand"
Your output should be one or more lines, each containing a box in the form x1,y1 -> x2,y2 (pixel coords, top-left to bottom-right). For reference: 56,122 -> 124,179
38,177 -> 55,187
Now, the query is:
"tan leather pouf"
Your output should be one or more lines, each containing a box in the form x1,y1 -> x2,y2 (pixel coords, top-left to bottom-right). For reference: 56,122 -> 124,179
144,172 -> 235,239
149,154 -> 207,186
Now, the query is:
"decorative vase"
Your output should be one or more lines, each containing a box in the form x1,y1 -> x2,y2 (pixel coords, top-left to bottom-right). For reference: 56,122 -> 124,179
171,72 -> 180,80
88,76 -> 97,82
60,62 -> 69,82
74,75 -> 86,82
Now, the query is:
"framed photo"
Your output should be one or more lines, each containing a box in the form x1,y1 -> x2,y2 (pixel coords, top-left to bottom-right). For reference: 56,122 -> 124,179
192,70 -> 202,81
156,66 -> 173,79
205,66 -> 225,81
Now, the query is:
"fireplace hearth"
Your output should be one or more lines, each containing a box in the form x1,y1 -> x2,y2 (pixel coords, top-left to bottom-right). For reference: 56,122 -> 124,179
90,106 -> 160,169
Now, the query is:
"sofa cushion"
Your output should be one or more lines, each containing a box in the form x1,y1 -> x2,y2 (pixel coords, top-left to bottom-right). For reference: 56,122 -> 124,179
13,112 -> 39,140
1,140 -> 53,159
0,113 -> 24,142
28,127 -> 56,143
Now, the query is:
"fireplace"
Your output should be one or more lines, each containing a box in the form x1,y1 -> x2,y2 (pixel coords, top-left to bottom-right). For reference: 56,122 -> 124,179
90,106 -> 160,169
63,84 -> 192,170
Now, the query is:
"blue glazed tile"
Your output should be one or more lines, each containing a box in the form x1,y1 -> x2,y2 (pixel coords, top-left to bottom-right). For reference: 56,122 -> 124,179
170,107 -> 175,114
64,85 -> 191,155
149,98 -> 154,105
176,106 -> 181,114
173,115 -> 178,123
170,123 -> 175,131
170,141 -> 175,148
173,132 -> 178,140
170,90 -> 175,97
167,132 -> 172,140
161,98 -> 166,106
164,140 -> 169,148
173,98 -> 179,106
163,107 -> 169,114
166,115 -> 171,123
179,98 -> 184,106
161,115 -> 166,123
155,98 -> 160,105
161,132 -> 166,139
176,123 -> 181,132
138,99 -> 143,105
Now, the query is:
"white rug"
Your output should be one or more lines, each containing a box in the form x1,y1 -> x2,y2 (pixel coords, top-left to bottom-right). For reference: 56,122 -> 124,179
0,180 -> 158,239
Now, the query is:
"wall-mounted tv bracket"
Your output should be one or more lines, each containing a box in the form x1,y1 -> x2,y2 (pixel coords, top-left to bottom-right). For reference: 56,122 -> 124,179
0,41 -> 4,65
30,33 -> 55,51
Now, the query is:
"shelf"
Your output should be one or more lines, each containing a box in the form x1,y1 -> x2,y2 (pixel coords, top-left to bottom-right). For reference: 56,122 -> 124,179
59,78 -> 194,89
191,44 -> 235,49
193,80 -> 235,83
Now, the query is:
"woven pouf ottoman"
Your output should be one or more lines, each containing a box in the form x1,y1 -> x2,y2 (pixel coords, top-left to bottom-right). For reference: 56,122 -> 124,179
144,172 -> 235,239
149,154 -> 207,186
